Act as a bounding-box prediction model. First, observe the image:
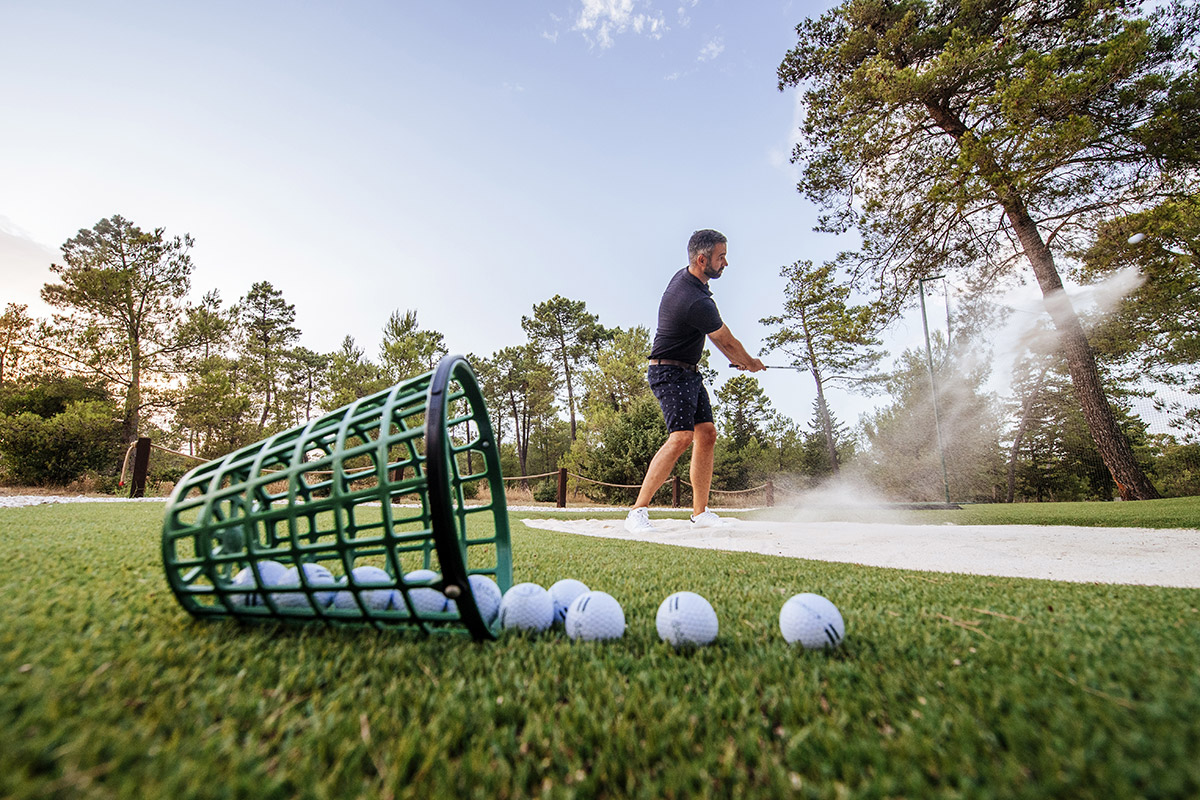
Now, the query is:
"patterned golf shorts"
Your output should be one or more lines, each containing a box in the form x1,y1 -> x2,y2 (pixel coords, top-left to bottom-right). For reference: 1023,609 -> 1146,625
648,364 -> 713,433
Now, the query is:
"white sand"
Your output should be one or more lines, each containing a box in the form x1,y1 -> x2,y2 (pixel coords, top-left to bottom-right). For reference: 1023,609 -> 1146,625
521,516 -> 1200,588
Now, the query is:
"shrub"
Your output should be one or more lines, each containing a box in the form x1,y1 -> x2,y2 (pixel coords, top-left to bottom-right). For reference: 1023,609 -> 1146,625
532,480 -> 559,503
0,400 -> 123,485
0,374 -> 109,418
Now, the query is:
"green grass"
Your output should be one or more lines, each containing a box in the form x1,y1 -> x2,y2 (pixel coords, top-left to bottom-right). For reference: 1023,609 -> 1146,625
2,502 -> 1199,799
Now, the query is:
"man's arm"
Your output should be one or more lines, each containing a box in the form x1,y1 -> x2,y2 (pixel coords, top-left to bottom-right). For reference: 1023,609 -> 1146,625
708,325 -> 765,372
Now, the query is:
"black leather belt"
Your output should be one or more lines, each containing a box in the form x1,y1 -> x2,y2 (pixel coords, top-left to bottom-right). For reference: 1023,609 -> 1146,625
648,358 -> 699,372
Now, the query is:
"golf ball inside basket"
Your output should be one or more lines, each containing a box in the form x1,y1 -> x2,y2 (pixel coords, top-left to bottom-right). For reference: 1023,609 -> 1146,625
273,563 -> 338,609
399,569 -> 447,615
779,593 -> 845,650
565,590 -> 625,641
656,591 -> 719,647
332,565 -> 394,611
549,578 -> 590,625
228,560 -> 289,607
446,574 -> 503,625
498,582 -> 555,632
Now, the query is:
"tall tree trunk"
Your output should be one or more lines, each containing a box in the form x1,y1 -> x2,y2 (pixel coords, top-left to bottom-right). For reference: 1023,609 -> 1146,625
926,103 -> 1159,500
804,311 -> 841,475
562,350 -> 577,441
1004,204 -> 1159,500
124,344 -> 141,444
508,391 -> 529,488
814,381 -> 840,475
1007,368 -> 1047,503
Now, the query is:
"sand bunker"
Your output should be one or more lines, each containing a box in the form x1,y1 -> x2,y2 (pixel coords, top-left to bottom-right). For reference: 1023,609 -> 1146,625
521,516 -> 1200,588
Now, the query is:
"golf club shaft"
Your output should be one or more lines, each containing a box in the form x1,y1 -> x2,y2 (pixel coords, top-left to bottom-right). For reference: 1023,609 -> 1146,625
729,364 -> 801,370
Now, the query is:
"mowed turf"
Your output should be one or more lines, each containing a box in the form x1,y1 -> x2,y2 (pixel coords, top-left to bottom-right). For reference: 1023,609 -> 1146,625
1,502 -> 1198,799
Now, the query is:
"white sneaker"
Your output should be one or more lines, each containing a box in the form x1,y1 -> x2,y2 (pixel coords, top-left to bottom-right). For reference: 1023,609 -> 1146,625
624,507 -> 655,533
690,509 -> 723,528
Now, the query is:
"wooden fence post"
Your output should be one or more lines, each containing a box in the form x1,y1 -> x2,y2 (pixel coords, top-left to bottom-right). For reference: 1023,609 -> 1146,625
557,468 -> 567,508
130,437 -> 152,498
672,476 -> 681,508
766,479 -> 775,507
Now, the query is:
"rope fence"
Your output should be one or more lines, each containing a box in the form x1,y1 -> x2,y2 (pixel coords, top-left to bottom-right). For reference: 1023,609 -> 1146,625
126,439 -> 776,508
502,468 -> 774,509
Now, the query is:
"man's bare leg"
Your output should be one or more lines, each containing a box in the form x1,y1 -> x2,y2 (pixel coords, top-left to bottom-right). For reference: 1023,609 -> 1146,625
632,430 -> 694,508
689,422 -> 717,517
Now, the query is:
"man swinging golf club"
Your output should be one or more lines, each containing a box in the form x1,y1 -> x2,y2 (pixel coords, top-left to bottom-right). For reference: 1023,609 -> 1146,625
625,229 -> 764,533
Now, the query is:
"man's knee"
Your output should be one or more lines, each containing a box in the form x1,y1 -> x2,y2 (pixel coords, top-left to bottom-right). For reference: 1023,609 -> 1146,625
663,429 -> 695,455
693,423 -> 716,448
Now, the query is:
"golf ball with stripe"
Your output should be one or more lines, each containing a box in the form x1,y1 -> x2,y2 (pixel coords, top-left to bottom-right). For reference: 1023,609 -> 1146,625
549,578 -> 590,625
779,593 -> 844,649
656,591 -> 718,646
565,590 -> 625,641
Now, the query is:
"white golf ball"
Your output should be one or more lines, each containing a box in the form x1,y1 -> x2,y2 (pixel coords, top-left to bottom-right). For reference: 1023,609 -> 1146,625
498,582 -> 554,632
227,560 -> 289,607
656,591 -> 719,647
565,590 -> 625,641
332,565 -> 394,611
273,563 -> 337,609
396,569 -> 447,616
447,574 -> 504,626
549,578 -> 590,625
779,593 -> 845,650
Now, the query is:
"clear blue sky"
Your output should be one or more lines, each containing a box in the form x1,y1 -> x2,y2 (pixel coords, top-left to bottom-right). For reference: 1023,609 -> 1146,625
1,0 -> 956,430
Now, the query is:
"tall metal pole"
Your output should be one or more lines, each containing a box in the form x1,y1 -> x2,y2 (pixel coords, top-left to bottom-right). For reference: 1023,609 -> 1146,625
919,276 -> 951,505
943,279 -> 952,345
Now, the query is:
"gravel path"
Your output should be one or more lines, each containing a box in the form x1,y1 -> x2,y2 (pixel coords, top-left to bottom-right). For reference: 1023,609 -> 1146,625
0,495 -> 169,508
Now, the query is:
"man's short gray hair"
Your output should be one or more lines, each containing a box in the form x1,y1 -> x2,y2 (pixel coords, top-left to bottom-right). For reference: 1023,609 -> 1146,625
687,229 -> 727,262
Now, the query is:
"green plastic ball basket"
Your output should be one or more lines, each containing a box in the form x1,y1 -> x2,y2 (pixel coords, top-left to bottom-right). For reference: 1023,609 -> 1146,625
162,355 -> 512,640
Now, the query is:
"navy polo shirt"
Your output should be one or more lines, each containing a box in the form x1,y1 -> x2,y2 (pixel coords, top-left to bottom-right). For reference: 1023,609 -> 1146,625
648,268 -> 723,364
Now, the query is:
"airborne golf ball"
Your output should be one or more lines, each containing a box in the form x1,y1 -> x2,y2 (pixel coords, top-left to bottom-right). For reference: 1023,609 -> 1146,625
656,591 -> 718,647
498,582 -> 555,632
228,560 -> 289,607
398,569 -> 447,616
779,593 -> 845,649
273,563 -> 337,609
332,565 -> 394,611
565,590 -> 625,641
447,574 -> 504,625
548,578 -> 590,625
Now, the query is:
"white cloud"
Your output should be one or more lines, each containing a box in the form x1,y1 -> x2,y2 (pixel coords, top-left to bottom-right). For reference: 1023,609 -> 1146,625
698,37 -> 723,61
574,0 -> 668,49
768,89 -> 806,179
676,0 -> 699,27
542,30 -> 559,43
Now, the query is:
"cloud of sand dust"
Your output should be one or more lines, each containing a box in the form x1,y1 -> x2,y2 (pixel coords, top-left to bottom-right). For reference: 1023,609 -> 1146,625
774,474 -> 902,523
1008,266 -> 1144,360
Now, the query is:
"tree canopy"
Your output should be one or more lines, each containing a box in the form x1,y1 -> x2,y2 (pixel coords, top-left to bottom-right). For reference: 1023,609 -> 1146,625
521,295 -> 606,441
761,259 -> 884,472
778,0 -> 1200,498
41,214 -> 195,443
